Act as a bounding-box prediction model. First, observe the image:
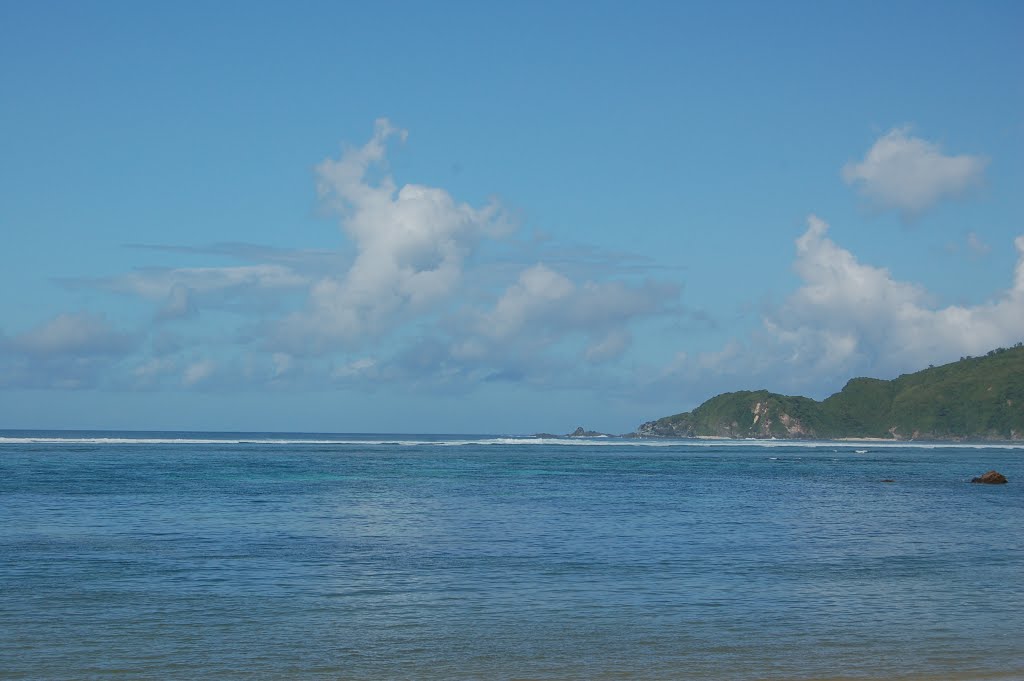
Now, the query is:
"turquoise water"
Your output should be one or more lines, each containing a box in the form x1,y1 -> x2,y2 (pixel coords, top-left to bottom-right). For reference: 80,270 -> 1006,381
2,432 -> 1022,680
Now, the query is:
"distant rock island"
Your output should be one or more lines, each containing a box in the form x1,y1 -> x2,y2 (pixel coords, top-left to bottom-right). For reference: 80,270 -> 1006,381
636,344 -> 1024,441
533,426 -> 610,438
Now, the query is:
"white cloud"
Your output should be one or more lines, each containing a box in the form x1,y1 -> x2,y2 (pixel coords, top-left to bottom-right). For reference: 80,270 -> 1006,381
842,127 -> 987,218
481,264 -> 674,342
453,262 -> 677,368
584,328 -> 632,363
7,313 -> 136,358
652,217 -> 1024,405
694,341 -> 742,372
65,264 -> 310,322
0,313 -> 139,390
482,264 -> 575,339
133,357 -> 177,385
271,352 -> 293,378
278,118 -> 508,354
945,231 -> 993,260
182,359 -> 216,386
764,216 -> 1024,380
94,264 -> 308,299
16,122 -> 683,395
332,356 -> 378,380
966,231 -> 991,256
159,283 -> 196,320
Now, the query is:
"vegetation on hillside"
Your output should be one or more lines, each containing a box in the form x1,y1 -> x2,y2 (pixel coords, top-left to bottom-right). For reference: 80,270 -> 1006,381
637,344 -> 1024,440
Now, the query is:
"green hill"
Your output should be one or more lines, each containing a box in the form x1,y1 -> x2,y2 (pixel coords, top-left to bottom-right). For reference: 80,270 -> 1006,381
636,344 -> 1024,441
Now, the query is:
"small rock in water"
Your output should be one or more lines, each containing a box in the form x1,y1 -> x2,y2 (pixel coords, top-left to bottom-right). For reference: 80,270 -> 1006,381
881,479 -> 895,483
970,470 -> 1008,484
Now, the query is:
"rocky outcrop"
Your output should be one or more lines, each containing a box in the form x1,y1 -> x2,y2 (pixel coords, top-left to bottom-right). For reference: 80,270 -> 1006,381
532,427 -> 612,438
568,426 -> 607,437
635,419 -> 695,438
971,470 -> 1008,484
636,392 -> 817,439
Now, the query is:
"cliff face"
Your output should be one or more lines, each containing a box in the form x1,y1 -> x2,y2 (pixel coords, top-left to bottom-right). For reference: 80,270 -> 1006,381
637,345 -> 1024,441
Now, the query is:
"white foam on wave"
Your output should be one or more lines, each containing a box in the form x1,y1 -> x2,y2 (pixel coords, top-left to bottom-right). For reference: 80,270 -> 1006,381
2,435 -> 1023,450
0,436 -> 430,446
455,437 -> 681,447
0,437 -> 295,445
0,436 -> 676,447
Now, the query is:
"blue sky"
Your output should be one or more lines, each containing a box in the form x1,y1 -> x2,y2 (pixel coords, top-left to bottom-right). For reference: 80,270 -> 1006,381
2,1 -> 1022,433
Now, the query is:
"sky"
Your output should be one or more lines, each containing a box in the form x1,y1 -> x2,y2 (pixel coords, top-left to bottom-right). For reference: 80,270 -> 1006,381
1,1 -> 1023,434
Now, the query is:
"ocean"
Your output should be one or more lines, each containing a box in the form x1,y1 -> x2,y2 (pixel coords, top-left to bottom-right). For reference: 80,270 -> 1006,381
1,431 -> 1022,680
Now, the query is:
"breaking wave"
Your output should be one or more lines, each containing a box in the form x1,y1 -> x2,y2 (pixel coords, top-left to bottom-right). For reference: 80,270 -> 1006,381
1,434 -> 1022,450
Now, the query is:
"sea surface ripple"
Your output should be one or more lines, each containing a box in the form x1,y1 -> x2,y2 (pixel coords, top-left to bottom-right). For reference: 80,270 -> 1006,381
2,432 -> 1022,680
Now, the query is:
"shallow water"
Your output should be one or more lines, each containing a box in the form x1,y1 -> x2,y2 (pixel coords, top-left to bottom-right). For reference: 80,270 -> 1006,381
2,432 -> 1022,679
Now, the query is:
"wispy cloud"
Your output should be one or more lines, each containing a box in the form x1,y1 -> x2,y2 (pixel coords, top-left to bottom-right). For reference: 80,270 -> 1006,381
842,127 -> 987,219
68,264 -> 309,300
466,263 -> 676,355
182,359 -> 217,387
5,312 -> 137,358
0,313 -> 140,390
123,242 -> 345,272
966,231 -> 991,257
62,264 -> 311,322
